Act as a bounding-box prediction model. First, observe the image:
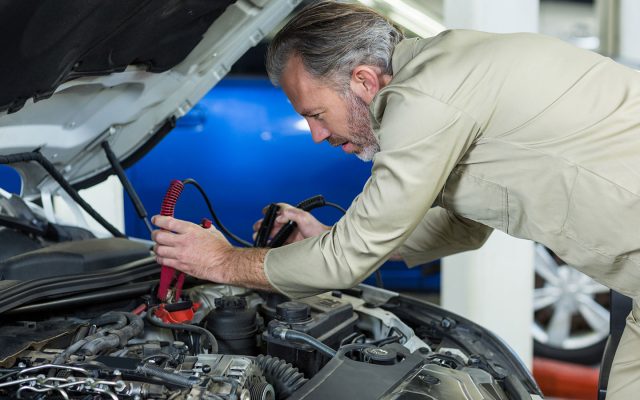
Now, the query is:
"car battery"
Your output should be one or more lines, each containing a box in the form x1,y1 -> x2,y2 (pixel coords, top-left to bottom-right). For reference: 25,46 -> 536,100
263,294 -> 358,377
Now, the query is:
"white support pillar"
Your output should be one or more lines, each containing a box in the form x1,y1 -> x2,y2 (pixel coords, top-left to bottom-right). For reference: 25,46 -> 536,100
619,0 -> 640,66
442,231 -> 535,367
444,0 -> 539,33
441,0 -> 539,368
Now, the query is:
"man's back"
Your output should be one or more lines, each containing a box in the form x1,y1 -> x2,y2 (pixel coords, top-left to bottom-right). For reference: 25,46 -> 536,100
381,30 -> 640,297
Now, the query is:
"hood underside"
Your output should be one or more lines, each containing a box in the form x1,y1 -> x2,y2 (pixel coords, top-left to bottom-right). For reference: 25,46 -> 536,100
0,0 -> 300,197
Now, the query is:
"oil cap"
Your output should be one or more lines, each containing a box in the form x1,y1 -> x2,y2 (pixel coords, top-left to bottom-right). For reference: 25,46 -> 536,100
276,301 -> 311,323
363,347 -> 398,365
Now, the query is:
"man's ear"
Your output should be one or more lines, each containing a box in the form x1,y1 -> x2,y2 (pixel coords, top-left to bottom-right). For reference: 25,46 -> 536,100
350,65 -> 386,104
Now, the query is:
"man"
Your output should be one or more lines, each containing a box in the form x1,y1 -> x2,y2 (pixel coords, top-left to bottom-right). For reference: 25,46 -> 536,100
152,1 -> 640,397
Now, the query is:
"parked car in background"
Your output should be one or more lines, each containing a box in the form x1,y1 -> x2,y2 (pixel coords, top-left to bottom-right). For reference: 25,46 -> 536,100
533,244 -> 610,364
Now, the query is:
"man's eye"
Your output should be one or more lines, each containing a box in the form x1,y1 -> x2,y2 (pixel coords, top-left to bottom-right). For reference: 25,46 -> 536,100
310,113 -> 321,120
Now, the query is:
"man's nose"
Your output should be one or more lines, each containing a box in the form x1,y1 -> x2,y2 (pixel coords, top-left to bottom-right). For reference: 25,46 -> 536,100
308,120 -> 331,143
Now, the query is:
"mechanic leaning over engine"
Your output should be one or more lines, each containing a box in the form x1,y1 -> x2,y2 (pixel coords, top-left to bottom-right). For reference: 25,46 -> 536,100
152,1 -> 640,398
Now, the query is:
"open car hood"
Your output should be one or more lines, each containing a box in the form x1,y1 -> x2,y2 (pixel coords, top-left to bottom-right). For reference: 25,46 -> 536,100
0,0 -> 300,198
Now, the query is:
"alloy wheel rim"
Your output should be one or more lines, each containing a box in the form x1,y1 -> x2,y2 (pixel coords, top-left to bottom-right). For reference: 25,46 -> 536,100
532,244 -> 610,350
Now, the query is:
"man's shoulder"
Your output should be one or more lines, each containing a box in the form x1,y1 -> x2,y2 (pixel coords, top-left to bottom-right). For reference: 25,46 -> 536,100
389,29 -> 602,100
400,30 -> 569,61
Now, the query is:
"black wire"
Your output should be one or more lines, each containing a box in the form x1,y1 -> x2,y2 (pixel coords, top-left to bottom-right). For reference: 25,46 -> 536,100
324,201 -> 347,214
369,334 -> 402,347
159,179 -> 381,294
181,179 -> 252,247
340,332 -> 365,347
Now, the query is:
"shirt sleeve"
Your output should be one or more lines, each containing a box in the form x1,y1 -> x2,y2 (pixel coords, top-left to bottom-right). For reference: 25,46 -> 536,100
398,206 -> 493,267
264,87 -> 481,298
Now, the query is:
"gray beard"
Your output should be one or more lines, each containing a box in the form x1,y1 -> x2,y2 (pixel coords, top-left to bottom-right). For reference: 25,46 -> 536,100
345,90 -> 380,162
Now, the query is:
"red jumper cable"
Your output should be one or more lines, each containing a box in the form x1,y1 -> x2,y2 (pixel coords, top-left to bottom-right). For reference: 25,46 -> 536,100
156,179 -> 211,306
157,179 -> 185,303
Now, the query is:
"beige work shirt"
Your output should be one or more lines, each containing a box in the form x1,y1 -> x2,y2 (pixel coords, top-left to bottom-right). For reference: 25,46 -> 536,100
264,30 -> 640,299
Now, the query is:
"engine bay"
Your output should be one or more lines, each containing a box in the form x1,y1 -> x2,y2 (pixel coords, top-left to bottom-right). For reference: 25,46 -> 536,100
0,278 -> 540,400
0,185 -> 542,399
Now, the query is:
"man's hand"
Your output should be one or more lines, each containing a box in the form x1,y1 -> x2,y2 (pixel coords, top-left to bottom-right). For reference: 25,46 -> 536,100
252,203 -> 331,245
152,215 -> 272,290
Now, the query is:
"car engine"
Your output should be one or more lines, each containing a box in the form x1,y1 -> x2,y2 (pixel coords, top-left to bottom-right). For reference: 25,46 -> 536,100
0,277 -> 541,400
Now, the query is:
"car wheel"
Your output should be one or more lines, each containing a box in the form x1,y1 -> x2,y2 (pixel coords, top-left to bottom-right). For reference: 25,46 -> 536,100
532,244 -> 610,365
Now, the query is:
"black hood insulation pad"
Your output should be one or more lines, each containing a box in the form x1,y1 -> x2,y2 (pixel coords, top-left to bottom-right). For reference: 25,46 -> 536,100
0,0 -> 234,113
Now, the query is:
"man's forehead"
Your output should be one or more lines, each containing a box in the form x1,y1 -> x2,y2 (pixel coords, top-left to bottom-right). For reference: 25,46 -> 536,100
281,56 -> 335,114
280,56 -> 321,109
281,57 -> 317,92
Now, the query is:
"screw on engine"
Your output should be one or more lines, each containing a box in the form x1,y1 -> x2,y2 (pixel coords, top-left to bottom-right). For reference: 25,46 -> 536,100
440,318 -> 456,330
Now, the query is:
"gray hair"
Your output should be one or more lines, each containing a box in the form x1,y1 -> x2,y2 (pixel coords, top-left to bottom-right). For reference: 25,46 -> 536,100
266,1 -> 404,91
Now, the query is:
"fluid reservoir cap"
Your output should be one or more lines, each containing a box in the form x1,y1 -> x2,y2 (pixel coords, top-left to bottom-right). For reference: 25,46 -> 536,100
276,301 -> 311,323
214,296 -> 247,311
363,347 -> 398,365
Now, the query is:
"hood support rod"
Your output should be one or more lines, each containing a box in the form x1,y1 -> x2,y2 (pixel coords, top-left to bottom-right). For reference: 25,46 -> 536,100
101,141 -> 153,235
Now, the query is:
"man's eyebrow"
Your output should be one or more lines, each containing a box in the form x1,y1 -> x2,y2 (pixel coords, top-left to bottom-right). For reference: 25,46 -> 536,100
299,109 -> 322,117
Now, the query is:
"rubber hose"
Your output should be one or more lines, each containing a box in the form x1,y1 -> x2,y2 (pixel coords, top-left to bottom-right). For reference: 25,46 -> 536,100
137,363 -> 195,387
55,313 -> 126,363
255,355 -> 308,400
81,313 -> 144,355
122,312 -> 145,339
80,335 -> 120,356
71,325 -> 90,344
335,343 -> 375,360
272,327 -> 336,358
90,311 -> 128,329
53,339 -> 88,364
146,307 -> 218,353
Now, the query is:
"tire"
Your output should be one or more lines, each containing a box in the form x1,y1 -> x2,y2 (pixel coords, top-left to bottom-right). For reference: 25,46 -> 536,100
532,244 -> 610,365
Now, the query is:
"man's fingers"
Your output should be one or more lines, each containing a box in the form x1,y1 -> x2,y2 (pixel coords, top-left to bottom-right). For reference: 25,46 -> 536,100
151,215 -> 194,233
277,208 -> 303,224
155,256 -> 179,269
253,219 -> 263,232
151,229 -> 183,246
262,202 -> 295,215
154,244 -> 180,259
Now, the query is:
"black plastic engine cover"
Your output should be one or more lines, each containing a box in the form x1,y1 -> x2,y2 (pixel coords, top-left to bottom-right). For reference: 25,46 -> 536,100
288,344 -> 425,400
0,238 -> 151,281
264,295 -> 358,378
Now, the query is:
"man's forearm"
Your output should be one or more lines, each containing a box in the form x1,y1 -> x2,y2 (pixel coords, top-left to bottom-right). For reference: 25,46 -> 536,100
221,247 -> 274,291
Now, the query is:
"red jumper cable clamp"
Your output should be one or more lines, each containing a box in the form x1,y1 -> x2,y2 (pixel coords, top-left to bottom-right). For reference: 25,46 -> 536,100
154,301 -> 202,324
157,179 -> 185,303
154,179 -> 211,323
